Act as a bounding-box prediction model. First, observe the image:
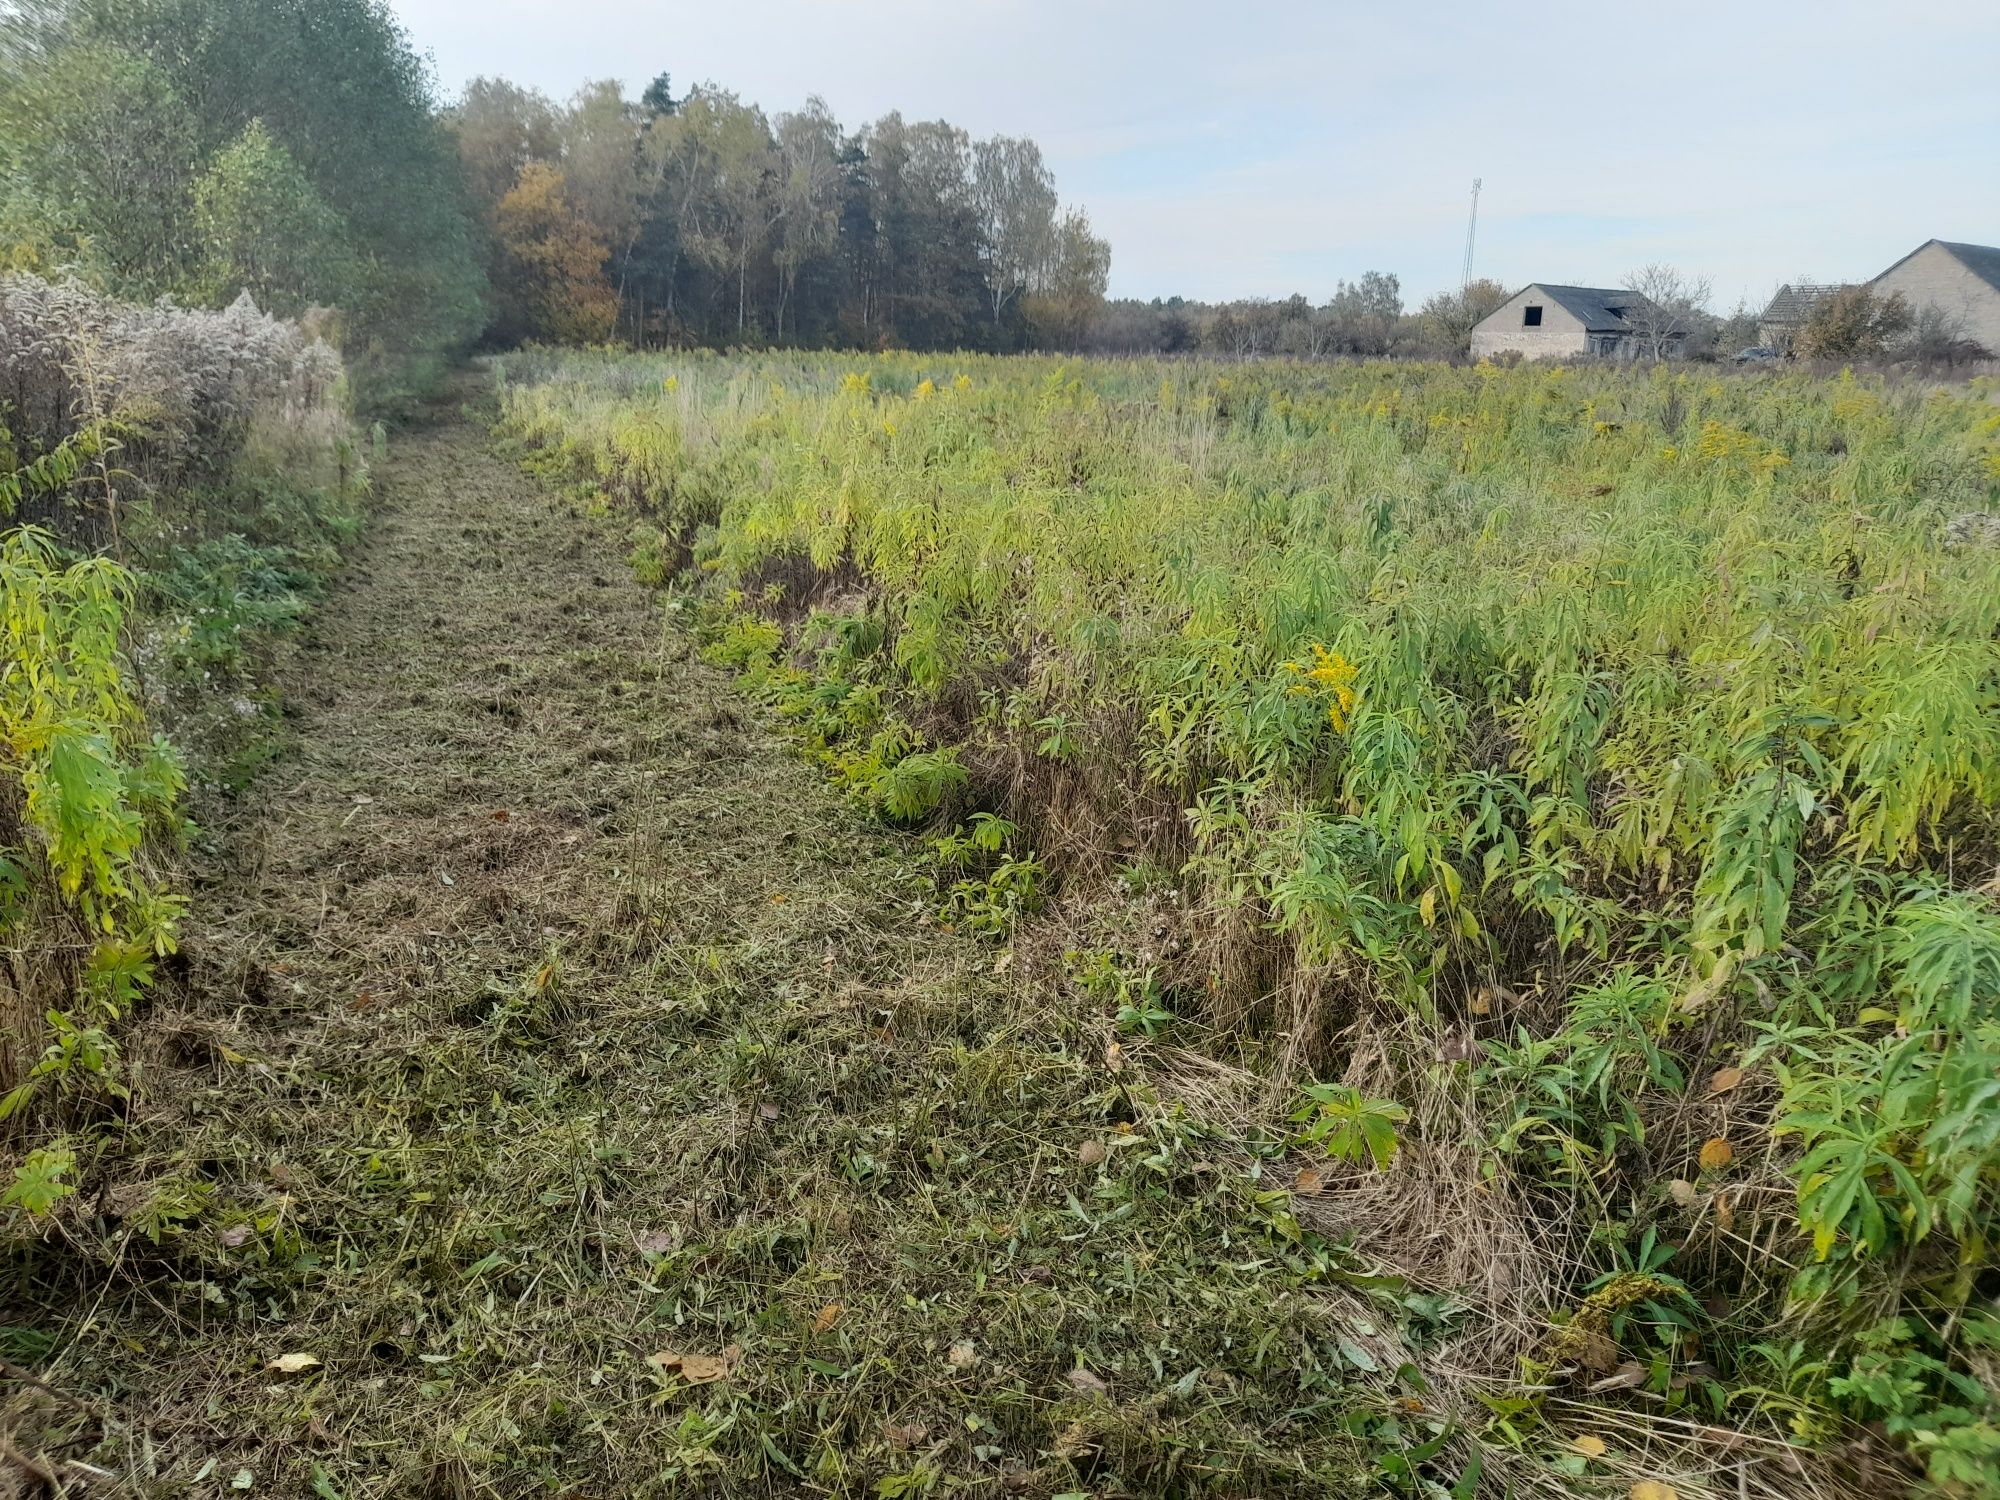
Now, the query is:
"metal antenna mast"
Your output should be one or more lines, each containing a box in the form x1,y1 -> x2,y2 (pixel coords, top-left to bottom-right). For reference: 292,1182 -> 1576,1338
1460,177 -> 1482,288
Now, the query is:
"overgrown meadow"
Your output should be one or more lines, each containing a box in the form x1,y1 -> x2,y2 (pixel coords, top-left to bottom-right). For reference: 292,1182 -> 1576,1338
501,348 -> 2000,1494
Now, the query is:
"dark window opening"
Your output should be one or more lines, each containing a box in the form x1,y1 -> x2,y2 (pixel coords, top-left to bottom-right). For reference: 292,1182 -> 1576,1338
1522,305 -> 1543,327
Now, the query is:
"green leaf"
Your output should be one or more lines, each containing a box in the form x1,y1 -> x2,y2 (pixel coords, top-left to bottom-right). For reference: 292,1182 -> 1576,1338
1336,1334 -> 1378,1372
3,1147 -> 76,1216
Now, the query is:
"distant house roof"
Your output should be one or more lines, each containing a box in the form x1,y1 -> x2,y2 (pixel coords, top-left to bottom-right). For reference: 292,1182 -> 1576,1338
1761,283 -> 1851,325
1523,284 -> 1656,332
1871,239 -> 2000,296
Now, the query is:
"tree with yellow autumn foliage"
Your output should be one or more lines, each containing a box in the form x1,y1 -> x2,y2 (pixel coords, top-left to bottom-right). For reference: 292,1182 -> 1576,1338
491,162 -> 619,344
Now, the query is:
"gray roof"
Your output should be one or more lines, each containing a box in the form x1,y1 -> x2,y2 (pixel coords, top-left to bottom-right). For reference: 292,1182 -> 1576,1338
1870,240 -> 2000,297
1936,242 -> 2000,296
1760,283 -> 1850,324
1522,284 -> 1656,332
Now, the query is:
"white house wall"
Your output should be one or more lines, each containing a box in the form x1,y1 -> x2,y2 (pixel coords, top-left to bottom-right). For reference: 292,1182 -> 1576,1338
1470,287 -> 1591,359
1869,243 -> 2000,353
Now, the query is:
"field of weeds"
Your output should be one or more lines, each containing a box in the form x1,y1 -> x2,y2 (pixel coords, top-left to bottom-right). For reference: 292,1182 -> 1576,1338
500,349 -> 2000,1496
4,393 -> 1418,1500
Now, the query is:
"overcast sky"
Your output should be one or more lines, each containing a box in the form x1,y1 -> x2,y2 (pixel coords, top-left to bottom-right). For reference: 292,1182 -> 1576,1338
392,0 -> 2000,310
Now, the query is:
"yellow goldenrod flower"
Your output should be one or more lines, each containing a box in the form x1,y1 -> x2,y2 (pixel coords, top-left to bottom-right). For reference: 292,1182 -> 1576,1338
1281,644 -> 1360,732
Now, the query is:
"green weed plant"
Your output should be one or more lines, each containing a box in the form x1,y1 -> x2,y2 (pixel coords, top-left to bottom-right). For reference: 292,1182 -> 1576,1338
502,348 -> 2000,1489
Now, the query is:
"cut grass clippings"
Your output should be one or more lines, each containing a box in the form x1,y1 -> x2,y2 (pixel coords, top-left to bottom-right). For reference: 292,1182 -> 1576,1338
0,379 -> 1412,1498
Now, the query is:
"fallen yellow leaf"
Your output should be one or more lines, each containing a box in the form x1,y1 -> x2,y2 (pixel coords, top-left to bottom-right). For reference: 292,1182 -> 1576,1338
1630,1482 -> 1678,1500
648,1346 -> 739,1384
1699,1137 -> 1734,1171
1077,1139 -> 1107,1167
1708,1066 -> 1745,1094
677,1353 -> 729,1384
267,1352 -> 320,1374
812,1302 -> 844,1334
1571,1434 -> 1608,1458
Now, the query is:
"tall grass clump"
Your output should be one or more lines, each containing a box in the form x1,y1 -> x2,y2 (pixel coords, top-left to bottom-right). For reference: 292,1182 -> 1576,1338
502,347 -> 2000,1492
2,274 -> 356,1208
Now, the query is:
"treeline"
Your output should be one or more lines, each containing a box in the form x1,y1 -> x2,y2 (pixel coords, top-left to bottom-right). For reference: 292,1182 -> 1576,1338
15,0 -> 1830,382
1084,274 -> 1438,358
0,0 -> 1120,392
1081,279 -> 1771,361
448,75 -> 1112,353
0,0 -> 484,407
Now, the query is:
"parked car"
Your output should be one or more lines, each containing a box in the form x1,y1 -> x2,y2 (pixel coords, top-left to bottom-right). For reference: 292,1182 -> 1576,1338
1733,346 -> 1780,363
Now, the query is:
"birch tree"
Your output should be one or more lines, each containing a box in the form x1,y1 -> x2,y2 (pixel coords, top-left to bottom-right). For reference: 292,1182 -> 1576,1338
772,98 -> 842,338
558,80 -> 644,277
669,87 -> 778,334
971,136 -> 1056,329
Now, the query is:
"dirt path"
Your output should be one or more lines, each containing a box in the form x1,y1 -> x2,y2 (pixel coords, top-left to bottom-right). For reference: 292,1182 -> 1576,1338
6,390 -> 1378,1499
